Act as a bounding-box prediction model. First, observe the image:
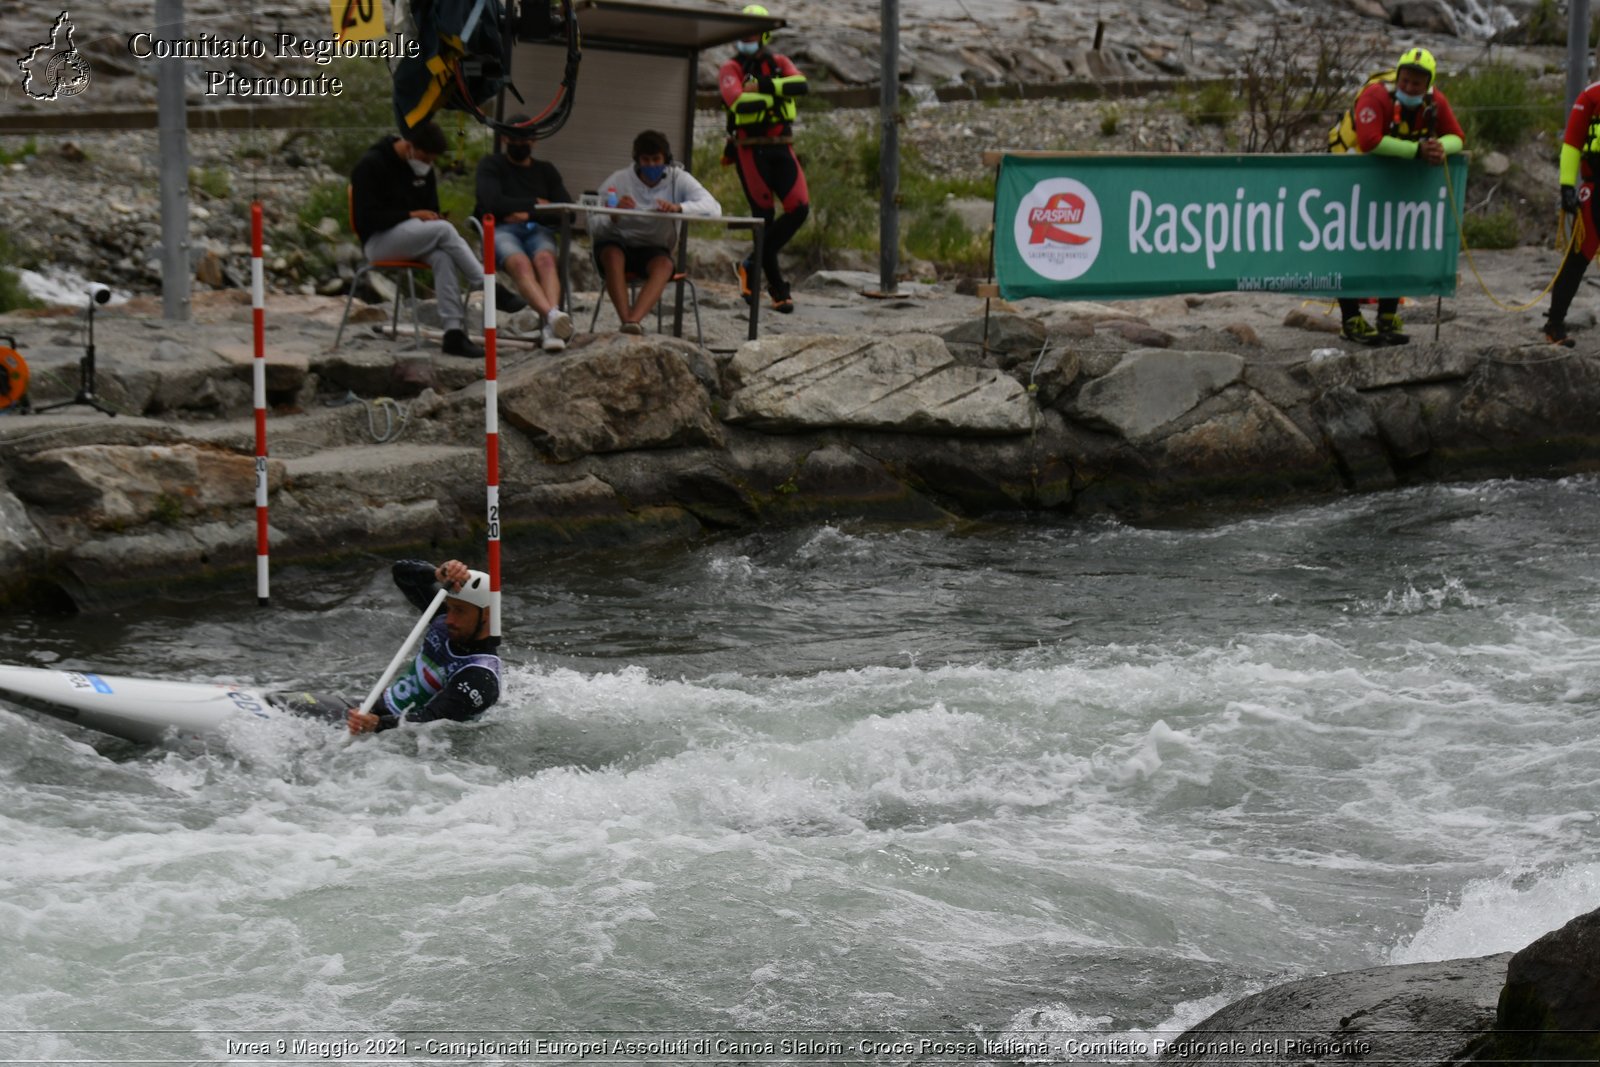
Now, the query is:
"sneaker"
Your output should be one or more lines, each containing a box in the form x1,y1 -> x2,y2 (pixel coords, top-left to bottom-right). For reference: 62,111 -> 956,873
735,260 -> 755,307
768,280 -> 794,314
541,324 -> 567,353
1375,312 -> 1408,342
546,308 -> 576,341
1341,315 -> 1378,344
619,321 -> 645,336
1544,320 -> 1576,348
441,329 -> 484,359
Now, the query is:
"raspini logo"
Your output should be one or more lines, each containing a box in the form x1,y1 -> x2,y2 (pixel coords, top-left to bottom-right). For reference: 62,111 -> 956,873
17,10 -> 92,101
1014,178 -> 1101,281
1027,193 -> 1092,245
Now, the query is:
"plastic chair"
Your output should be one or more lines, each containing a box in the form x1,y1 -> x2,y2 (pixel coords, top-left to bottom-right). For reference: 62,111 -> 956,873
334,185 -> 429,349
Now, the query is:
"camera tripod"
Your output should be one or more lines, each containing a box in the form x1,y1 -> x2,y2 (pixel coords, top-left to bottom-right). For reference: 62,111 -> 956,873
35,294 -> 117,417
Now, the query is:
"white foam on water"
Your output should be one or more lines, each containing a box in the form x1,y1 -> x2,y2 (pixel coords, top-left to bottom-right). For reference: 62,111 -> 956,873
6,481 -> 1600,1045
1387,863 -> 1600,964
18,267 -> 130,307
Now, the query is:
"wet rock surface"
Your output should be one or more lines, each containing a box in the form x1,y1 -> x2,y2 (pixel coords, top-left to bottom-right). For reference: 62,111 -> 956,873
1162,905 -> 1600,1065
1,240 -> 1598,608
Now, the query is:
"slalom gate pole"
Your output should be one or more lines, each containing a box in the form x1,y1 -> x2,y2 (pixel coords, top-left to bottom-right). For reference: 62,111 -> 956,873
482,215 -> 502,638
357,588 -> 449,716
251,202 -> 269,607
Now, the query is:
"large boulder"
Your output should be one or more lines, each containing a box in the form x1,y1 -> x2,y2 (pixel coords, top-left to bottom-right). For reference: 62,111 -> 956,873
1490,907 -> 1600,1062
1300,342 -> 1478,392
1069,349 -> 1245,440
724,334 -> 1034,436
498,339 -> 724,462
1312,385 -> 1397,490
1161,953 -> 1510,1064
1453,353 -> 1600,457
0,478 -> 46,597
1153,386 -> 1333,493
10,443 -> 286,529
940,313 -> 1048,369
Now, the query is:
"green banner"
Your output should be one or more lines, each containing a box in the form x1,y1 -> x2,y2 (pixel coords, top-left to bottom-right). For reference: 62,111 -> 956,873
994,153 -> 1467,301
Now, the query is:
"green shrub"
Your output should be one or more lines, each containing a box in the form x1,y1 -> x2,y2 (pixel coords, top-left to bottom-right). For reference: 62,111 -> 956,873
691,118 -> 995,275
0,138 -> 39,166
0,230 -> 39,313
1449,63 -> 1544,152
190,165 -> 231,199
305,58 -> 398,175
1462,207 -> 1520,249
1183,80 -> 1242,127
1100,106 -> 1121,137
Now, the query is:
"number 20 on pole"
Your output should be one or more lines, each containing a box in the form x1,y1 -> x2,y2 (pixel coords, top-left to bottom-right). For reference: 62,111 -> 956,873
331,0 -> 385,42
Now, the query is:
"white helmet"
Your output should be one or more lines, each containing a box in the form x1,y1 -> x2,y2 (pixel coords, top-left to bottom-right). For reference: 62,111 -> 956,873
447,569 -> 493,609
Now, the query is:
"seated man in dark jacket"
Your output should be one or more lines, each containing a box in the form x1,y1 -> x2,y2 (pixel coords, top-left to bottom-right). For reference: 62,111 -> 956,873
474,114 -> 576,353
346,558 -> 503,735
350,121 -> 485,358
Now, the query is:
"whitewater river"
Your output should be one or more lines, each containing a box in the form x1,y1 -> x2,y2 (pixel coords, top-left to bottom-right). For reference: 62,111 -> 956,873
2,476 -> 1597,1064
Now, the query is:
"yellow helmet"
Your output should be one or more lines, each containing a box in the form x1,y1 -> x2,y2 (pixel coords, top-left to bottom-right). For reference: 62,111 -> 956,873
741,3 -> 773,45
1396,47 -> 1437,85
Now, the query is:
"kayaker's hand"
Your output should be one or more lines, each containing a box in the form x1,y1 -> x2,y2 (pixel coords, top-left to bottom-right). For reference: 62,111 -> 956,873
434,559 -> 470,592
347,709 -> 379,735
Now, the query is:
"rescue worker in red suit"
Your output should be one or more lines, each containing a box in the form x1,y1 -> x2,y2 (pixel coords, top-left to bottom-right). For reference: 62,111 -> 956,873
1328,47 -> 1465,345
720,3 -> 808,314
1544,46 -> 1600,348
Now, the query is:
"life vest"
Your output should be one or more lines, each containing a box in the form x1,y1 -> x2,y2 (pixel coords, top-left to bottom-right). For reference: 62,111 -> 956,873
382,615 -> 502,720
1582,101 -> 1600,155
726,53 -> 799,135
1327,70 -> 1435,154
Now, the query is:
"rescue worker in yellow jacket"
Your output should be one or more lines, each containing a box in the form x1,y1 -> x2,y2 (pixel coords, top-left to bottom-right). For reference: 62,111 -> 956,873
1328,48 -> 1466,346
719,4 -> 808,314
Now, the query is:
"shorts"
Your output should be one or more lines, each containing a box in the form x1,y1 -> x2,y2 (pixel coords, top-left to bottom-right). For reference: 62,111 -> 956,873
494,220 -> 558,264
592,240 -> 672,278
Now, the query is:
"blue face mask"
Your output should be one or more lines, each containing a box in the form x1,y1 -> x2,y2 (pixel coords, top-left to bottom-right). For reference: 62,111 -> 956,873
736,40 -> 760,55
1395,89 -> 1424,108
638,163 -> 667,183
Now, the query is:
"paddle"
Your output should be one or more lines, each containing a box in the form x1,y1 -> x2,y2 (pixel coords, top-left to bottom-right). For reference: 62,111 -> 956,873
356,587 -> 449,717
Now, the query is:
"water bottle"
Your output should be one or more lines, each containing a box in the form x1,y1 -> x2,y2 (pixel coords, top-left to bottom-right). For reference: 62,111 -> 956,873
605,186 -> 619,208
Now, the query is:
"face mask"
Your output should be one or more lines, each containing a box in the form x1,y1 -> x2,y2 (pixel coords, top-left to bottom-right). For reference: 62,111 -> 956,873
736,40 -> 760,55
637,163 -> 667,183
1395,89 -> 1424,108
506,142 -> 532,162
408,158 -> 432,177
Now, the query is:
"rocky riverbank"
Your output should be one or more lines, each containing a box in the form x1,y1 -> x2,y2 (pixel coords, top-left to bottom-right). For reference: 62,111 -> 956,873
1,241 -> 1597,611
1160,905 -> 1599,1064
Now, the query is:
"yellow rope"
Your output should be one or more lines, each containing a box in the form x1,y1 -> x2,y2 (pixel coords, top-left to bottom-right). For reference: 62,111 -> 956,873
1444,154 -> 1579,313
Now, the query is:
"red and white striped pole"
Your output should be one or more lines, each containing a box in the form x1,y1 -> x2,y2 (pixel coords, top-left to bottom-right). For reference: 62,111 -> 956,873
482,214 -> 501,637
251,202 -> 269,607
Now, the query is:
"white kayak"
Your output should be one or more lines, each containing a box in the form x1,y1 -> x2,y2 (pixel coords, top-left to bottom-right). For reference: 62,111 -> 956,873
0,664 -> 297,744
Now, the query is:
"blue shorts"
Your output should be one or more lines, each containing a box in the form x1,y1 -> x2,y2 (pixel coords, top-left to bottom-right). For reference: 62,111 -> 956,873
494,220 -> 557,264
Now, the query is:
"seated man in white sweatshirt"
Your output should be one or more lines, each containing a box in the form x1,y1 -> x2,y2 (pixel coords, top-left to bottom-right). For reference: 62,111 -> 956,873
588,130 -> 722,334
